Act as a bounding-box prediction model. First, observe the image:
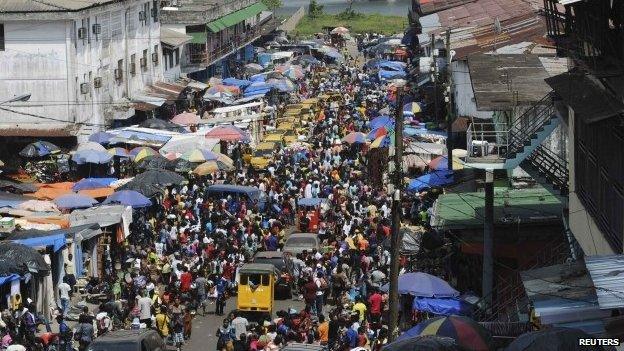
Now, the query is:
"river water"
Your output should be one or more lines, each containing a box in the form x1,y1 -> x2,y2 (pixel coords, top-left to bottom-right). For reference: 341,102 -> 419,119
276,0 -> 412,16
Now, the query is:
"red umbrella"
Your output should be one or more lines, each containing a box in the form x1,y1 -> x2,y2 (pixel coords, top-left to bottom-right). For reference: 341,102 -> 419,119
171,112 -> 200,126
205,125 -> 250,142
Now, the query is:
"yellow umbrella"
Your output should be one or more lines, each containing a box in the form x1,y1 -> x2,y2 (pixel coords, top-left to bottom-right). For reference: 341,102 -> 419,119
193,160 -> 233,176
217,154 -> 234,166
133,148 -> 159,163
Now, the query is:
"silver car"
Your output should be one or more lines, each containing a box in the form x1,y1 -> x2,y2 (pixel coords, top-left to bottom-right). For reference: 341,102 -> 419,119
283,233 -> 319,254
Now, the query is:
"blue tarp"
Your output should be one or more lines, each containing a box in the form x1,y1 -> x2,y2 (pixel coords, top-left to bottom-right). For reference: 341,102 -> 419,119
249,73 -> 267,82
379,69 -> 407,80
407,170 -> 454,192
12,233 -> 66,252
0,274 -> 21,287
411,297 -> 473,317
222,77 -> 252,88
379,61 -> 407,71
244,82 -> 272,97
257,53 -> 272,67
207,184 -> 267,210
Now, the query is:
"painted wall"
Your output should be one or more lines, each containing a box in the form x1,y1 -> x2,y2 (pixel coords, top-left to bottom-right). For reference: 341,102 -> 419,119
0,0 -> 163,141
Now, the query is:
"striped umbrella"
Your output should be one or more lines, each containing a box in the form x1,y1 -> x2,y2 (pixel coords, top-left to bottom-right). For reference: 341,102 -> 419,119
107,147 -> 130,158
205,125 -> 250,142
180,148 -> 220,163
341,132 -> 367,144
193,160 -> 234,175
429,155 -> 464,171
130,147 -> 159,162
404,102 -> 423,115
367,125 -> 393,140
370,133 -> 394,149
396,316 -> 492,351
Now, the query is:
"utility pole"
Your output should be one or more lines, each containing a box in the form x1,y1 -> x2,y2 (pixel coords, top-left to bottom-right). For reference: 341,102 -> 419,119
431,33 -> 439,125
445,28 -> 454,171
483,169 -> 494,316
388,84 -> 405,342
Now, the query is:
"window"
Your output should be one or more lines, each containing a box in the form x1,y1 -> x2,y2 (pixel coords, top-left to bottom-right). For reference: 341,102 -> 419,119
130,54 -> 136,75
111,10 -> 123,39
152,0 -> 159,22
174,48 -> 179,65
239,274 -> 249,285
100,12 -> 110,49
128,7 -> 136,38
260,274 -> 269,286
0,24 -> 4,51
143,2 -> 150,26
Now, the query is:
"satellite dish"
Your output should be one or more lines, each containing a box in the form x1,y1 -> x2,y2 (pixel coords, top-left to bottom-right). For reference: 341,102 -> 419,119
494,17 -> 502,35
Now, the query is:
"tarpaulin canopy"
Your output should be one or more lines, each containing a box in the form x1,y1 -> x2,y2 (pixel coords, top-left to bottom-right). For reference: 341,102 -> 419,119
244,82 -> 273,97
407,170 -> 454,192
379,69 -> 407,80
381,272 -> 459,297
69,205 -> 133,229
412,297 -> 473,316
222,77 -> 252,88
0,242 -> 49,276
10,230 -> 66,252
0,274 -> 21,287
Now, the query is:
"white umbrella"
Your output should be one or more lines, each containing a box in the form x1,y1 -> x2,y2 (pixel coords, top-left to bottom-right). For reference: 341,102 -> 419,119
76,141 -> 106,152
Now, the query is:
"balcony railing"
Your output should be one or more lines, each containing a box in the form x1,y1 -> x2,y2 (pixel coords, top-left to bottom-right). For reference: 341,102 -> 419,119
187,19 -> 278,66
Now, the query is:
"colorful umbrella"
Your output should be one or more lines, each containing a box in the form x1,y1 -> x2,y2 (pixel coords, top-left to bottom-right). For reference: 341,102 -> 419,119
367,125 -> 393,140
429,155 -> 464,171
384,335 -> 464,351
193,160 -> 234,175
206,84 -> 240,96
180,149 -> 220,163
102,190 -> 152,208
88,131 -> 114,145
133,169 -> 185,186
131,147 -> 159,162
404,102 -> 423,115
216,153 -> 234,166
54,193 -> 98,210
107,147 -> 130,158
369,115 -> 393,130
171,112 -> 200,126
370,134 -> 393,149
163,152 -> 180,161
395,316 -> 492,351
19,141 -> 61,158
76,141 -> 106,152
72,149 -> 112,164
341,132 -> 367,144
205,125 -> 250,142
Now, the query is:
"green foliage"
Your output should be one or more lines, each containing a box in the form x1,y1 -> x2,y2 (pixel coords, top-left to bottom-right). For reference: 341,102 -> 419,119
295,13 -> 408,36
261,0 -> 282,9
308,0 -> 324,18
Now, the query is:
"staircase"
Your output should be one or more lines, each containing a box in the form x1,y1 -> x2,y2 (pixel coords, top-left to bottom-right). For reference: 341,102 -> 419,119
521,145 -> 569,196
473,238 -> 573,322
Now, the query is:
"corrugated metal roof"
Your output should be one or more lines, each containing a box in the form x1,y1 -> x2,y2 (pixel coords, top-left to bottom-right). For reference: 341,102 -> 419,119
160,28 -> 192,48
417,0 -> 549,59
585,255 -> 624,310
419,0 -> 478,15
0,0 -> 114,12
520,262 -> 609,332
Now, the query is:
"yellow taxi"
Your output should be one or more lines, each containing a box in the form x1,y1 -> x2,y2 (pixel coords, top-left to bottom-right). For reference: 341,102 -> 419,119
236,263 -> 277,317
263,131 -> 286,145
277,121 -> 296,131
250,141 -> 279,170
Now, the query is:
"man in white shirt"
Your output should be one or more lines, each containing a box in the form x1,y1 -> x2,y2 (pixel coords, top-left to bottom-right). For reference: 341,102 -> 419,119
58,278 -> 72,317
231,313 -> 249,340
138,294 -> 153,328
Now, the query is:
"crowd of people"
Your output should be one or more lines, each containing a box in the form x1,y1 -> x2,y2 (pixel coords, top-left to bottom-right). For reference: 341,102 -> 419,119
0,34 -> 445,351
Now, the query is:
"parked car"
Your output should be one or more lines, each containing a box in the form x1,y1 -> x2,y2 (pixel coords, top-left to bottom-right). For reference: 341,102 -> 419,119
252,251 -> 293,299
87,329 -> 164,351
283,233 -> 319,255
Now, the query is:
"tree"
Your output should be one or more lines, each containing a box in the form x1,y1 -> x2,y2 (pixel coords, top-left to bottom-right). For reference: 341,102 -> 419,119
308,0 -> 324,18
261,0 -> 282,10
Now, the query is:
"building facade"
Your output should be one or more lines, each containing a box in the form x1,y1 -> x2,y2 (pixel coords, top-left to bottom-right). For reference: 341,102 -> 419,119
0,0 -> 163,142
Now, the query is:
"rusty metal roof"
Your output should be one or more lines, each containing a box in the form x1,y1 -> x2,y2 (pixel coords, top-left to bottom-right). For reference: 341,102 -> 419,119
419,0 -> 478,15
418,0 -> 549,59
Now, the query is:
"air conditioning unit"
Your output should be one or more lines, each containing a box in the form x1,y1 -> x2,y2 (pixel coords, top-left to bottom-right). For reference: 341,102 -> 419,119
140,57 -> 147,68
139,11 -> 146,21
151,52 -> 159,64
114,69 -> 123,80
80,82 -> 89,94
92,24 -> 101,35
129,63 -> 136,75
93,77 -> 102,88
77,27 -> 87,39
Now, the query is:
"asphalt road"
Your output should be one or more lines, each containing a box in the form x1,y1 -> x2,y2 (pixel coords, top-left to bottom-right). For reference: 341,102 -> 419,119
183,296 -> 305,351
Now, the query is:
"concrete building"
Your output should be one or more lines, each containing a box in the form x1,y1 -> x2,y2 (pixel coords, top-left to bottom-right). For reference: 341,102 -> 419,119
160,0 -> 276,81
0,0 -> 164,142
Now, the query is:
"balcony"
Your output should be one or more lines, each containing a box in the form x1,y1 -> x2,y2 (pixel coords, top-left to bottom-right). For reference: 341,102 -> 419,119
183,18 -> 278,72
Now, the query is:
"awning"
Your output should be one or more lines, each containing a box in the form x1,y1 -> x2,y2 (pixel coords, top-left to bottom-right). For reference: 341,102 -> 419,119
189,31 -> 207,44
10,231 -> 66,252
160,28 -> 192,48
64,223 -> 102,243
0,124 -> 79,137
206,2 -> 268,33
108,129 -> 172,147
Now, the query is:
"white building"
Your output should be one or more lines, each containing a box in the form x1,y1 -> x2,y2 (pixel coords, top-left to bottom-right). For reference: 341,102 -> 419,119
0,0 -> 164,142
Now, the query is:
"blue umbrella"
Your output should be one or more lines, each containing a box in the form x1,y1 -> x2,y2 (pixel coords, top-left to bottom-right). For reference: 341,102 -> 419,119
102,190 -> 152,208
72,178 -> 108,191
380,272 -> 459,297
407,170 -> 454,192
54,194 -> 98,209
88,131 -> 114,145
369,115 -> 393,129
73,149 -> 113,165
222,77 -> 252,88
